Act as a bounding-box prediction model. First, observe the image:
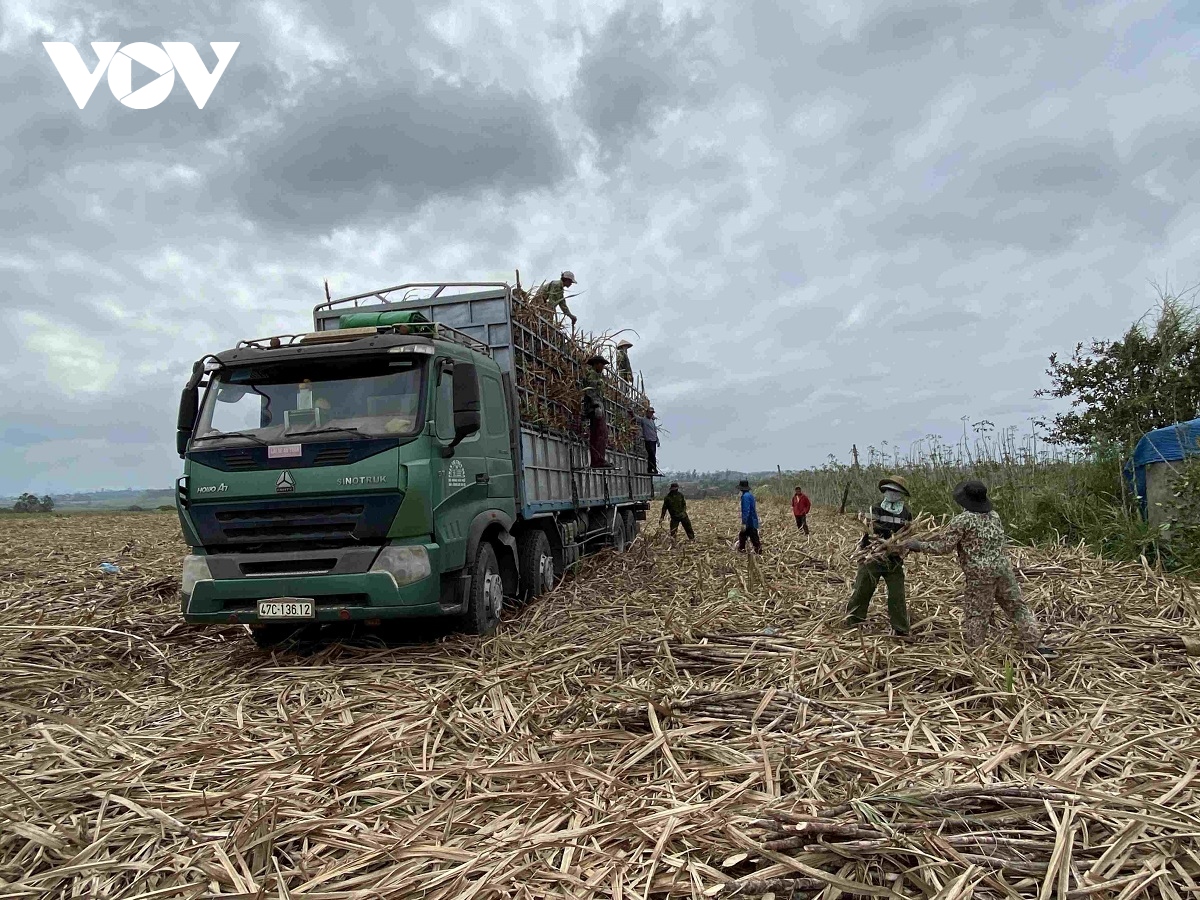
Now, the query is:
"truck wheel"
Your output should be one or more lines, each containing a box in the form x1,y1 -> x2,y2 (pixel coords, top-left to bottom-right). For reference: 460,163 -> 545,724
462,542 -> 503,635
518,530 -> 556,601
611,512 -> 629,553
622,509 -> 639,543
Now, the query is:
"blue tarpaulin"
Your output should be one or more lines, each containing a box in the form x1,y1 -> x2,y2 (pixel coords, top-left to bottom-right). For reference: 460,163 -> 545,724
1124,418 -> 1200,517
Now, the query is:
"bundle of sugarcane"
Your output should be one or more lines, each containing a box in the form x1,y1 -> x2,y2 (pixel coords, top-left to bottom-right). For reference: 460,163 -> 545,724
849,512 -> 940,566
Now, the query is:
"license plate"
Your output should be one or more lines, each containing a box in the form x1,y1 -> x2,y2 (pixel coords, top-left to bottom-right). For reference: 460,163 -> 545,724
257,598 -> 315,619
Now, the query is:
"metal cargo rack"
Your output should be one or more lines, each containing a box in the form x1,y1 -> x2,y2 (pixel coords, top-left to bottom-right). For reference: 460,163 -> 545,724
235,321 -> 492,358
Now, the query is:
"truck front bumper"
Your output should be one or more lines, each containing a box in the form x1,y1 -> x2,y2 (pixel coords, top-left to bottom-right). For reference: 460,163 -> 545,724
181,544 -> 444,624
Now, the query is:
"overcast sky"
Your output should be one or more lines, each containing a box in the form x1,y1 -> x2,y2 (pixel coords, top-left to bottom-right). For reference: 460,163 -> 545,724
2,0 -> 1199,494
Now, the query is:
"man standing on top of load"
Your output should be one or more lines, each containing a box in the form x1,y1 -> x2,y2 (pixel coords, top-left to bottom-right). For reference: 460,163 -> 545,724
533,271 -> 579,327
615,340 -> 634,383
581,354 -> 613,468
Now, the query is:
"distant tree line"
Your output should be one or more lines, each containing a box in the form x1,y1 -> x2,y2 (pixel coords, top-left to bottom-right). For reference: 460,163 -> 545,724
10,493 -> 54,513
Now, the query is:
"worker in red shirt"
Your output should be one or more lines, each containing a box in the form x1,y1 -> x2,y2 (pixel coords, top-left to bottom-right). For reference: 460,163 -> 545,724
791,485 -> 812,534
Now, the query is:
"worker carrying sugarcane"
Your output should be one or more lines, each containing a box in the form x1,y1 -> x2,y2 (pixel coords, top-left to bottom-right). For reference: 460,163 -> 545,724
846,475 -> 913,636
903,481 -> 1055,656
582,354 -> 613,468
660,482 -> 695,540
533,271 -> 579,327
615,340 -> 634,382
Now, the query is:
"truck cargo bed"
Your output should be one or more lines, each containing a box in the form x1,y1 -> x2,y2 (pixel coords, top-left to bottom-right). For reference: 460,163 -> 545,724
313,284 -> 653,519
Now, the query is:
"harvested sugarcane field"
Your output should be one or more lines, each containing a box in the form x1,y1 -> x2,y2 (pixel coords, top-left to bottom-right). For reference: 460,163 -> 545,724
2,502 -> 1199,899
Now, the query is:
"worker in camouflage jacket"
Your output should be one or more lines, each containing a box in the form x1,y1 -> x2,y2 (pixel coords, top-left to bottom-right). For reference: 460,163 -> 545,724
905,481 -> 1051,654
533,271 -> 578,327
660,482 -> 694,540
846,475 -> 913,636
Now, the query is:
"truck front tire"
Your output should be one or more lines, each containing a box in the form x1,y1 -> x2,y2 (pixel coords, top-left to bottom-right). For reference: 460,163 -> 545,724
461,542 -> 503,635
518,530 -> 555,601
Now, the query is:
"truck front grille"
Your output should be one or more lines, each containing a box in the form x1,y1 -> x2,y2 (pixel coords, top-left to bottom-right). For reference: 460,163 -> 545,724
240,558 -> 339,577
188,494 -> 403,550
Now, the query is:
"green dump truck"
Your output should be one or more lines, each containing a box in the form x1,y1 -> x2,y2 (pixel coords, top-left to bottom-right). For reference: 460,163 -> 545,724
175,281 -> 653,646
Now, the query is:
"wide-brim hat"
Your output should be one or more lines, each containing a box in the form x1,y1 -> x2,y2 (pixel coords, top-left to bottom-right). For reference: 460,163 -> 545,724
616,340 -> 633,349
953,479 -> 992,513
669,482 -> 679,489
878,475 -> 909,496
586,354 -> 608,366
738,479 -> 751,489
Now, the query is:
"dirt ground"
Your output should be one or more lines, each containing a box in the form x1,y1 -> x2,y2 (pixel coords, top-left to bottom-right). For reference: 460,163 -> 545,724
1,501 -> 1198,899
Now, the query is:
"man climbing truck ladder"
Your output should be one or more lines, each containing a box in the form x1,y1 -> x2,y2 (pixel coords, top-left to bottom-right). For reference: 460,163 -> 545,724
174,281 -> 653,648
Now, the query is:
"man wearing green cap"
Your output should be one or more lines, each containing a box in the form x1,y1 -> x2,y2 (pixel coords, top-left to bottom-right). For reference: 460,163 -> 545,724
846,475 -> 913,636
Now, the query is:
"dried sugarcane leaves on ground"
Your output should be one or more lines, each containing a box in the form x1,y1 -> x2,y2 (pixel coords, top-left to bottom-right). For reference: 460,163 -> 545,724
1,502 -> 1198,899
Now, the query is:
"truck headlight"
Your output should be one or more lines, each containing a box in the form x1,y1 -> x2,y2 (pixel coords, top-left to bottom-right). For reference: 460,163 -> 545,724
370,546 -> 431,586
181,555 -> 213,597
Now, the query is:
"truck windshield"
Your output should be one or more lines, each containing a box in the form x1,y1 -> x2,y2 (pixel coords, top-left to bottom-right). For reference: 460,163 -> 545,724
193,356 -> 426,446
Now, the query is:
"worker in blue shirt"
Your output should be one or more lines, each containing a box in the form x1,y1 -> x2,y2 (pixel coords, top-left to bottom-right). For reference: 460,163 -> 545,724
736,479 -> 763,554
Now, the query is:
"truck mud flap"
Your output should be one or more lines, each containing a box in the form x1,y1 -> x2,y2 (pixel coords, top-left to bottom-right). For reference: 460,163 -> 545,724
439,571 -> 472,614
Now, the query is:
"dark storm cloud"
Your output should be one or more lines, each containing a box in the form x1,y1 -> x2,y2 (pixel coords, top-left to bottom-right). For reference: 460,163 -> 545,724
573,2 -> 716,153
227,74 -> 569,230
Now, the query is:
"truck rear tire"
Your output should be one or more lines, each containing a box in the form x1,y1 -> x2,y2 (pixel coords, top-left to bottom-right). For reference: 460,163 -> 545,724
611,512 -> 629,553
518,530 -> 556,601
622,509 -> 638,543
461,542 -> 503,635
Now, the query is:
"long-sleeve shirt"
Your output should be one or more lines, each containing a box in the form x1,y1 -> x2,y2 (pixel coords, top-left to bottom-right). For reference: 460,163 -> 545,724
637,415 -> 658,443
535,279 -> 575,321
661,490 -> 687,518
792,493 -> 811,516
740,491 -> 759,528
616,349 -> 633,382
917,510 -> 1012,577
582,369 -> 606,415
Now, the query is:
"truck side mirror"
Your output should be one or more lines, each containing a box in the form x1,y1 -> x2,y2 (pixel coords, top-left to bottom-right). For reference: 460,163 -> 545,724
177,388 -> 199,458
176,360 -> 205,459
441,362 -> 480,457
178,386 -> 199,432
